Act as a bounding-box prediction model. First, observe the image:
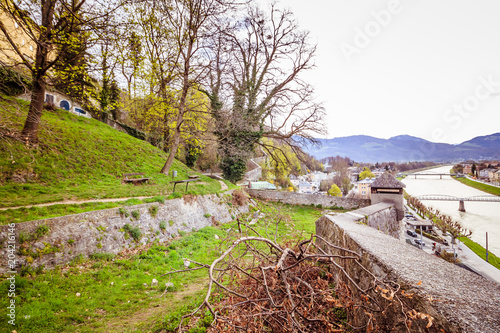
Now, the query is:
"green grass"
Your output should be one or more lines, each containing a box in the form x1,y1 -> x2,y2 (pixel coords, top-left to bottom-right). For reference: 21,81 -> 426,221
0,95 -> 237,220
0,201 -> 329,332
458,237 -> 500,270
452,177 -> 500,196
0,196 -> 176,225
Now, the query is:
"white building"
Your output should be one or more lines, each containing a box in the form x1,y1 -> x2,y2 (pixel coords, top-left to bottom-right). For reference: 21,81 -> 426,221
298,181 -> 313,193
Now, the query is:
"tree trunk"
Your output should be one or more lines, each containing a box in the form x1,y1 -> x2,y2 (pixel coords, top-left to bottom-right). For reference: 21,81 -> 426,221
160,74 -> 189,174
160,30 -> 194,175
21,78 -> 46,143
160,115 -> 182,174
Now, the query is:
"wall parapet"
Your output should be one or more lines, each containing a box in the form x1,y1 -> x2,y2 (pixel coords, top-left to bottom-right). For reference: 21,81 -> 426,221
0,193 -> 248,274
316,213 -> 500,332
245,189 -> 370,210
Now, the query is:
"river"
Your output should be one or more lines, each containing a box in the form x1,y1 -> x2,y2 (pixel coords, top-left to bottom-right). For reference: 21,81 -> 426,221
402,165 -> 500,256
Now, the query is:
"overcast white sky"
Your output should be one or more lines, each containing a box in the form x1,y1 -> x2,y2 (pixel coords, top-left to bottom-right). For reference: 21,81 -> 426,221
272,0 -> 500,144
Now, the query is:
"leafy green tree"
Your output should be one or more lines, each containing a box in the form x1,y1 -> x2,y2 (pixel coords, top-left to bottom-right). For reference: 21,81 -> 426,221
328,184 -> 342,197
359,167 -> 375,180
52,12 -> 93,103
0,0 -> 124,143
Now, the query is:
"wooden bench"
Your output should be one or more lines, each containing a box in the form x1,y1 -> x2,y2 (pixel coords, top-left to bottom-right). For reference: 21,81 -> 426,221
170,178 -> 199,192
123,173 -> 150,184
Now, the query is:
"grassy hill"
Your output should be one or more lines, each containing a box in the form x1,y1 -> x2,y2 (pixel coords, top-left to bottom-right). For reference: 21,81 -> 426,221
0,95 -> 228,216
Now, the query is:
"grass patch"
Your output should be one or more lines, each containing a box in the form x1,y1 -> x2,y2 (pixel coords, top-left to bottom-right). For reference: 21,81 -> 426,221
0,200 -> 328,332
458,237 -> 500,270
452,177 -> 500,196
2,199 -> 167,225
0,95 -> 225,211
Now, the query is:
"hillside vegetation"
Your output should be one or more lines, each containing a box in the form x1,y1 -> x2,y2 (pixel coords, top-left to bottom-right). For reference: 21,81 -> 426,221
0,96 -> 226,210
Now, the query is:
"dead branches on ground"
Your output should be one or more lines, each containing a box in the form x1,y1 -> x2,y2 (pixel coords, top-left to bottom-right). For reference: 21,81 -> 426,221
163,207 -> 426,333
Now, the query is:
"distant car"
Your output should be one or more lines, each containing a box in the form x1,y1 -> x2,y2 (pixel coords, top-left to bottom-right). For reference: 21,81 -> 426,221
414,239 -> 425,246
405,214 -> 414,218
406,230 -> 418,237
442,240 -> 449,246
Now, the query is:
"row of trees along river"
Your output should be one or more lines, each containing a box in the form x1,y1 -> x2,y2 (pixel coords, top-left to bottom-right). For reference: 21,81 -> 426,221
402,165 -> 500,256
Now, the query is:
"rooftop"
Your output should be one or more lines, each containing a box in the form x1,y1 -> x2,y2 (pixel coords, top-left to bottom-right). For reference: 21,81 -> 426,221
370,172 -> 406,189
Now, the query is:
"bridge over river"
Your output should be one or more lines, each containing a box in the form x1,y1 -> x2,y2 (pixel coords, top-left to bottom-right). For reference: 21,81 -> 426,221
415,195 -> 500,212
404,171 -> 462,179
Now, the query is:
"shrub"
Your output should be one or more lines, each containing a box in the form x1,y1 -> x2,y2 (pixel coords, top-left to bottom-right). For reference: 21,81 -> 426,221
204,213 -> 211,218
168,220 -> 174,226
131,210 -> 140,220
0,66 -> 31,96
149,205 -> 159,218
35,224 -> 50,238
118,207 -> 130,217
123,223 -> 142,242
129,228 -> 142,241
159,220 -> 167,230
18,231 -> 29,244
231,190 -> 248,206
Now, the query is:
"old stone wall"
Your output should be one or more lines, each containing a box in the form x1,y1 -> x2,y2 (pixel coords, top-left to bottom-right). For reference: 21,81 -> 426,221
0,193 -> 248,274
245,189 -> 370,209
345,202 -> 402,239
316,213 -> 500,332
371,192 -> 405,220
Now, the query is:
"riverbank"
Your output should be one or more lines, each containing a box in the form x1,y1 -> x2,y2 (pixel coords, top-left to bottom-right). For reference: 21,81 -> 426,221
405,191 -> 500,276
459,236 -> 500,270
452,176 -> 500,196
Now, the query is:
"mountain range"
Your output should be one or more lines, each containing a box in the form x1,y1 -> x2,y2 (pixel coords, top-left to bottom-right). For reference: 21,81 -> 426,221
306,133 -> 500,163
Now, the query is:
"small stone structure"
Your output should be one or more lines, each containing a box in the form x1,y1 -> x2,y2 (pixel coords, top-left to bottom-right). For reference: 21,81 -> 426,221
316,213 -> 500,332
245,189 -> 370,209
370,172 -> 406,220
344,202 -> 401,239
0,193 -> 248,274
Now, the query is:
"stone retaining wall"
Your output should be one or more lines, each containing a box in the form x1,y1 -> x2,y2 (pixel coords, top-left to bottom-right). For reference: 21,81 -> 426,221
316,213 -> 500,332
246,189 -> 370,210
0,193 -> 248,274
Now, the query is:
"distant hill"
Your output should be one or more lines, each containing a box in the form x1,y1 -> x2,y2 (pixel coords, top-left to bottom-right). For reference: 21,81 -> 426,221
306,133 -> 500,162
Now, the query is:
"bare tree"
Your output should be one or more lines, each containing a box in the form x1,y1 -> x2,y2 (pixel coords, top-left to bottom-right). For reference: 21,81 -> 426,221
204,3 -> 327,182
156,0 -> 234,175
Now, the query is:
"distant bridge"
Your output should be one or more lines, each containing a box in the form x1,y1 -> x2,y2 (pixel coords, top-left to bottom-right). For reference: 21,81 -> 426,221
405,171 -> 461,179
415,195 -> 500,212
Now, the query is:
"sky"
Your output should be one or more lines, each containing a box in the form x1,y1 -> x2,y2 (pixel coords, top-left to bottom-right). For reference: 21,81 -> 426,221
268,0 -> 500,144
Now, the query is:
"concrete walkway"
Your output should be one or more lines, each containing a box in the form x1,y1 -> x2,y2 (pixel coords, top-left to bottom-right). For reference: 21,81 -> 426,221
455,238 -> 500,284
